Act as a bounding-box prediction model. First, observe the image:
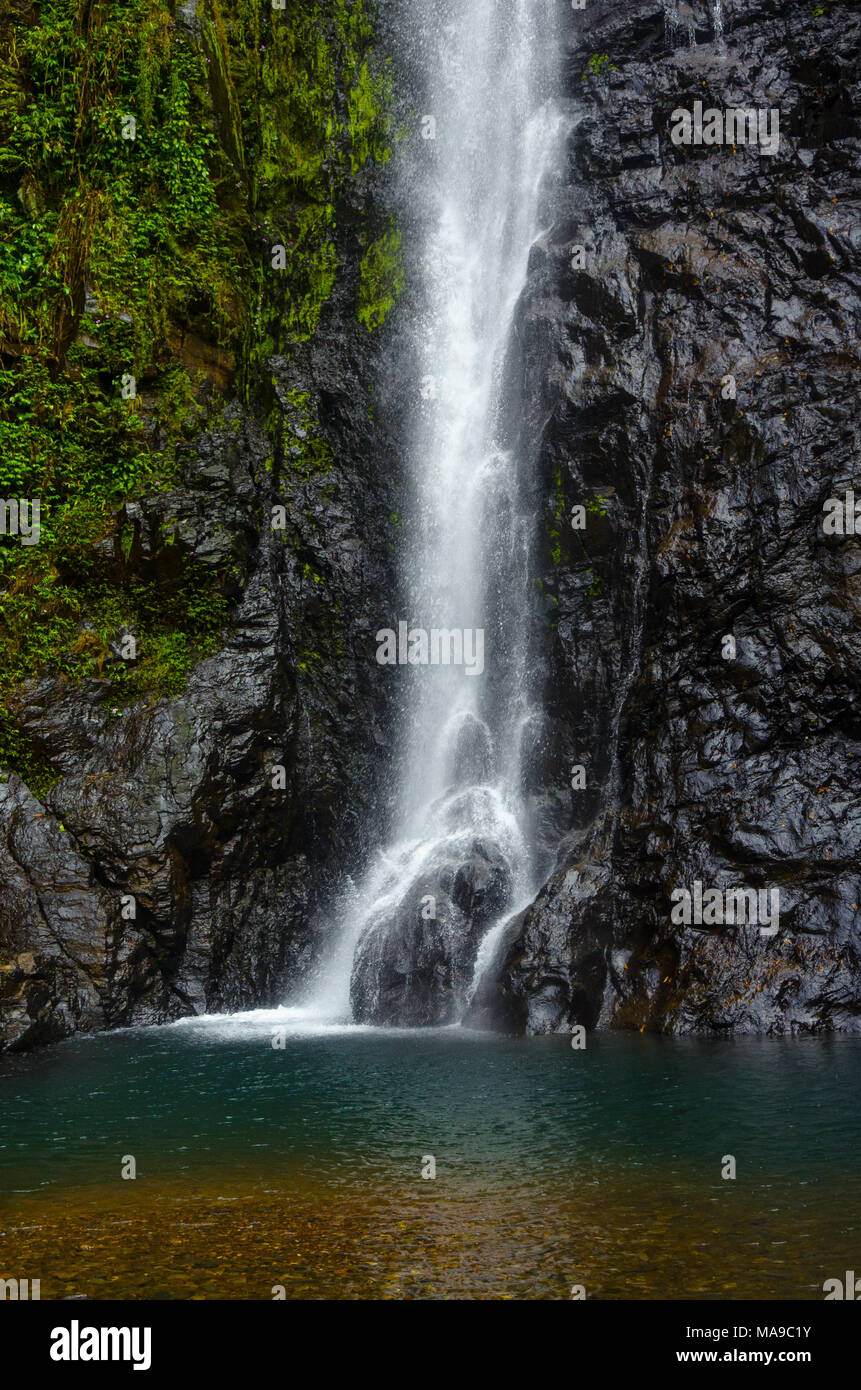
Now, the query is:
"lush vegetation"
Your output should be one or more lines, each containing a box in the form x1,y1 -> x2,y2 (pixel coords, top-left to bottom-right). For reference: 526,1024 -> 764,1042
0,0 -> 393,789
358,227 -> 404,330
582,53 -> 617,80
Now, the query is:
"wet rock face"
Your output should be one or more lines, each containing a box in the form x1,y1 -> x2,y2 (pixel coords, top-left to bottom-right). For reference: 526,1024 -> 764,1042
351,902 -> 470,1028
350,839 -> 513,1026
452,845 -> 512,923
0,231 -> 410,1051
476,0 -> 861,1035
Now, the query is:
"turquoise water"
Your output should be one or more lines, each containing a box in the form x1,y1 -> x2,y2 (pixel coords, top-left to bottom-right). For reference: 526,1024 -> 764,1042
2,1022 -> 859,1190
1,1021 -> 859,1298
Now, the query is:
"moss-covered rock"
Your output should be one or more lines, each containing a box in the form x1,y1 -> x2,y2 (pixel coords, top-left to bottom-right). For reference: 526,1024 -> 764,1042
0,0 -> 396,787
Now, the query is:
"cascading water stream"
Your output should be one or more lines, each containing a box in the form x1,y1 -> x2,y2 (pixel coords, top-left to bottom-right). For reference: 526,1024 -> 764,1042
297,0 -> 562,1027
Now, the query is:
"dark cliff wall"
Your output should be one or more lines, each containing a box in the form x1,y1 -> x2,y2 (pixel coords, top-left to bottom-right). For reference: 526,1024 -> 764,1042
473,0 -> 861,1035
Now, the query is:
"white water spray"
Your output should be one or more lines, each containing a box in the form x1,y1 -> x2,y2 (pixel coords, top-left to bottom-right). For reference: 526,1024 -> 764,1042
299,0 -> 562,1026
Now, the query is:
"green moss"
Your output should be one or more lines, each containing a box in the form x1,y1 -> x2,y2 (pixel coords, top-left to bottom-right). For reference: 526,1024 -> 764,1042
238,0 -> 393,358
548,467 -> 565,567
582,53 -> 617,80
0,710 -> 58,799
281,389 -> 334,479
346,55 -> 393,173
358,228 -> 404,330
274,202 -> 339,342
0,548 -> 227,699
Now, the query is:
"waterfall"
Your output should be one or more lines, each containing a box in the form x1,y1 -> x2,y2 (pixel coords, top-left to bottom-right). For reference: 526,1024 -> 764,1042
662,1 -> 696,47
299,0 -> 562,1028
663,0 -> 724,47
